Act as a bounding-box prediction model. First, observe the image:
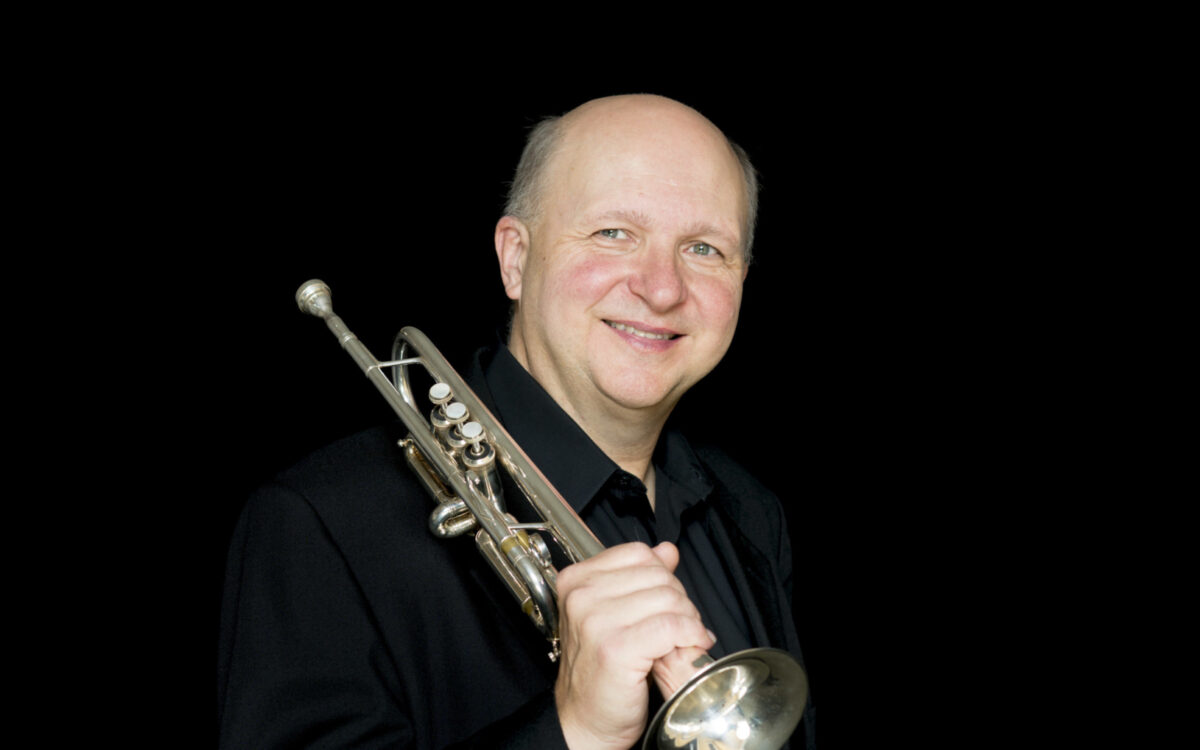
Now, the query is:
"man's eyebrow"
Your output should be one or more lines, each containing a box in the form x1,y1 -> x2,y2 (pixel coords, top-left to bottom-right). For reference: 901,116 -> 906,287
589,208 -> 655,227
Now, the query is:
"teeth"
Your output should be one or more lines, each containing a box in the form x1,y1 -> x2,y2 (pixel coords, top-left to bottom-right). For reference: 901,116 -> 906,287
607,321 -> 674,340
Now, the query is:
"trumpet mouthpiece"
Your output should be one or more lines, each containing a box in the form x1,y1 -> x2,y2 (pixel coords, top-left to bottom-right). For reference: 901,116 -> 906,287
296,279 -> 334,318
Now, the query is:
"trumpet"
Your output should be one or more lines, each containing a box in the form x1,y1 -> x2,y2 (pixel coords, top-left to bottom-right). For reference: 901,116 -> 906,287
297,279 -> 807,750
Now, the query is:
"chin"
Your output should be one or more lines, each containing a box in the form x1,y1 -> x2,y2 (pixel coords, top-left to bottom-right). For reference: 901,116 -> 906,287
598,373 -> 687,413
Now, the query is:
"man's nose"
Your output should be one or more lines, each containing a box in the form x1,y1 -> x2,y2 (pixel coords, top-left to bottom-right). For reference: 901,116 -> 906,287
628,245 -> 687,311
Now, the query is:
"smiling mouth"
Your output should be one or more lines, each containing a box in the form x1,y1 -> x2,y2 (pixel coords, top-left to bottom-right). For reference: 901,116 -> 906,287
605,320 -> 680,341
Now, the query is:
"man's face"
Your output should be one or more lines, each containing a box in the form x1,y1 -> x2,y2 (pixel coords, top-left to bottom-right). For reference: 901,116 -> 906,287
499,98 -> 748,425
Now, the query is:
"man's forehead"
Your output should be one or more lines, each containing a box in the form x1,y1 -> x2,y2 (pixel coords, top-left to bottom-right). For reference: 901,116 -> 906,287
551,99 -> 738,181
558,95 -> 733,159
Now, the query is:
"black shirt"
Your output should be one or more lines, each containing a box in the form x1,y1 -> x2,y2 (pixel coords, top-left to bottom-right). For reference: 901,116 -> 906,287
475,345 -> 755,659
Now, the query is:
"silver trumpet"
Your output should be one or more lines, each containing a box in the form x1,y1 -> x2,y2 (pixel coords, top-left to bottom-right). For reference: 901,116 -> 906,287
297,279 -> 808,750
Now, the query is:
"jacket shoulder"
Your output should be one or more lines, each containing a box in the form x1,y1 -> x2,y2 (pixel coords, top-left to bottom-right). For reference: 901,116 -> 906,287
248,423 -> 435,555
273,424 -> 406,496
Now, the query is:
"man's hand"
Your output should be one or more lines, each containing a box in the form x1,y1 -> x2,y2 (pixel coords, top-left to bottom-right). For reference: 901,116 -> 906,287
553,542 -> 716,750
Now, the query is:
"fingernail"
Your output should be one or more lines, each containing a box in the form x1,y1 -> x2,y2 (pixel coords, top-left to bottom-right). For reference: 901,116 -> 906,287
707,629 -> 717,643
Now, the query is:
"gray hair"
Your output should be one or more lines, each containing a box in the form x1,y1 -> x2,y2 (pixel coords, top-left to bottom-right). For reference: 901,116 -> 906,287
504,115 -> 760,264
504,116 -> 565,227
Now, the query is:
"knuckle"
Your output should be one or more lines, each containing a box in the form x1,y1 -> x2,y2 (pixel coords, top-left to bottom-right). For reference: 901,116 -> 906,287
595,637 -> 622,669
556,564 -> 579,591
559,584 -> 593,619
578,616 -> 602,644
660,611 -> 689,633
646,567 -> 678,588
656,611 -> 702,640
650,582 -> 691,610
615,541 -> 655,562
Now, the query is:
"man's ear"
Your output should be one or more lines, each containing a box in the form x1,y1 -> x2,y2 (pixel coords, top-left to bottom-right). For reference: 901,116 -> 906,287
495,216 -> 530,301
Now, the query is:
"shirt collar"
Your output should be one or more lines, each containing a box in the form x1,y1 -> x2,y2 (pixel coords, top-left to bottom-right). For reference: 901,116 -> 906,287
471,345 -> 616,515
469,344 -> 714,516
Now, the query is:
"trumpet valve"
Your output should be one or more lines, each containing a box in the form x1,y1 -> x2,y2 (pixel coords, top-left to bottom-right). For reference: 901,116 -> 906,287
460,421 -> 496,469
429,382 -> 453,406
432,401 -> 469,450
438,401 -> 468,427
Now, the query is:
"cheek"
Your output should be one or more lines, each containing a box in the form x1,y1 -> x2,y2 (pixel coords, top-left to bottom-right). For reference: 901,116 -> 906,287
692,276 -> 743,332
548,256 -> 626,309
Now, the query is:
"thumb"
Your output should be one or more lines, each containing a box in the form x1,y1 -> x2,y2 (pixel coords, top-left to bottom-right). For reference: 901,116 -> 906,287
651,541 -> 680,572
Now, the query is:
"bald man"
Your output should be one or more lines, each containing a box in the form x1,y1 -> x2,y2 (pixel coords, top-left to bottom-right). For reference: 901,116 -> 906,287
219,95 -> 813,749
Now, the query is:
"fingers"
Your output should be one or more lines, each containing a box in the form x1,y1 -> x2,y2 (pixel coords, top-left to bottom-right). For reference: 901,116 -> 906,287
557,543 -> 702,651
553,541 -> 716,749
569,586 -> 713,662
653,645 -> 712,697
558,540 -> 717,680
557,541 -> 680,585
561,561 -> 690,614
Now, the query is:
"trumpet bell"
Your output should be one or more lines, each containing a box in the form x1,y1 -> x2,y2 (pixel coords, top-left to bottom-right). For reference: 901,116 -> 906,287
646,647 -> 807,750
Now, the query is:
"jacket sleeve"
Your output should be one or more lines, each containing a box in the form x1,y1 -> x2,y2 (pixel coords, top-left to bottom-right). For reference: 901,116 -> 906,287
218,481 -> 414,748
218,482 -> 569,749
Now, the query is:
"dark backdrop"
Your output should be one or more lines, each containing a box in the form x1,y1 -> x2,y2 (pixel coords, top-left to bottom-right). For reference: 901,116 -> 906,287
190,71 -> 1027,748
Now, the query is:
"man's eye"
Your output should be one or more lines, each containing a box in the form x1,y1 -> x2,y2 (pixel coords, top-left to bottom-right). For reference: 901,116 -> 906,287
597,228 -> 628,240
688,242 -> 722,258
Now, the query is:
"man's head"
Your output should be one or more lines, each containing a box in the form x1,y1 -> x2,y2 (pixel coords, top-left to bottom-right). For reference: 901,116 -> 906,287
495,94 -> 754,429
504,102 -> 759,265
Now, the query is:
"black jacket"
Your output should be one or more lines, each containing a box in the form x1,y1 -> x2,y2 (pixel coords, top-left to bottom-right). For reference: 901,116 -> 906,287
218,350 -> 814,749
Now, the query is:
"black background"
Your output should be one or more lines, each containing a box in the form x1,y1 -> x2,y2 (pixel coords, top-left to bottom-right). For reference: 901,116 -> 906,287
179,59 -> 1059,747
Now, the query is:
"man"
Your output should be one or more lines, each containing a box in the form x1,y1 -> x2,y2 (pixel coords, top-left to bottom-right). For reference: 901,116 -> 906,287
219,94 -> 813,749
